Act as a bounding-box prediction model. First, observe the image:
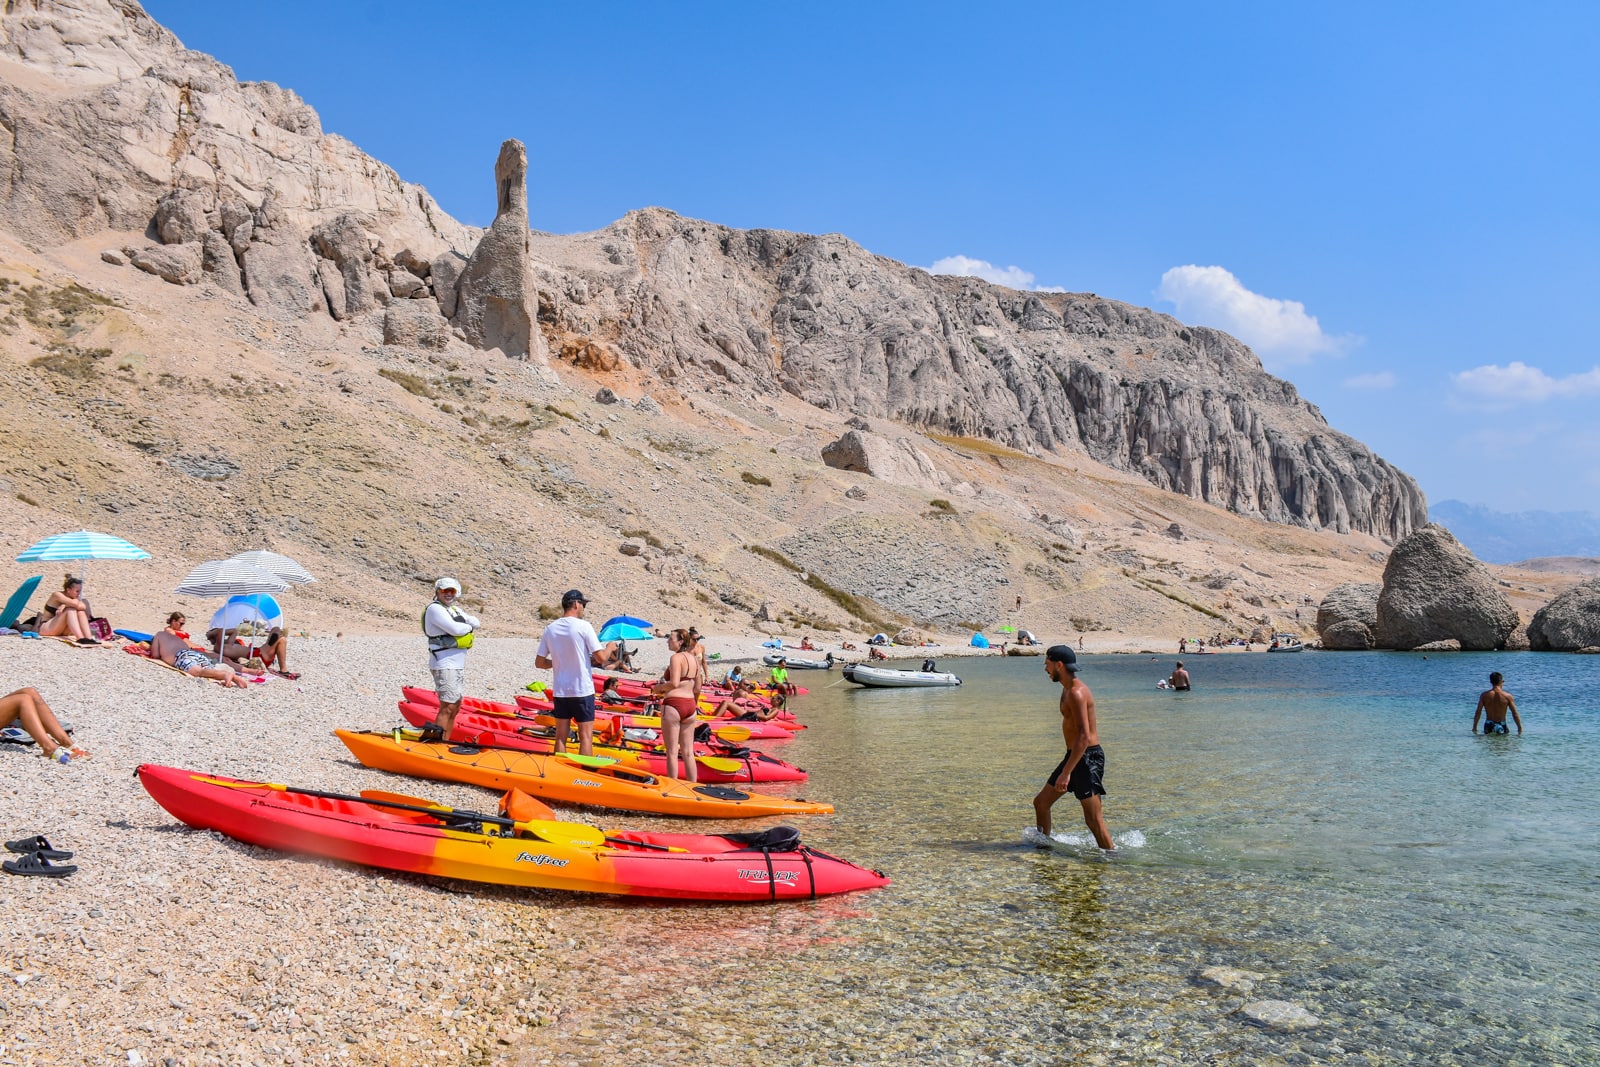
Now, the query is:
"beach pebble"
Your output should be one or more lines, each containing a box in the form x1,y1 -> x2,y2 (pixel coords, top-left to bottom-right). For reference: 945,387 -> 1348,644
1197,965 -> 1267,993
1238,999 -> 1321,1031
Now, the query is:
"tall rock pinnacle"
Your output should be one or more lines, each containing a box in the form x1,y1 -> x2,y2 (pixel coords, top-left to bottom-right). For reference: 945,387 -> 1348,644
451,139 -> 543,361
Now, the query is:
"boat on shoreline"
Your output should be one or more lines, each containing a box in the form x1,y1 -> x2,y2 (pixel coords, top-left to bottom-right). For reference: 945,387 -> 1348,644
843,663 -> 962,688
1268,633 -> 1306,652
762,653 -> 835,670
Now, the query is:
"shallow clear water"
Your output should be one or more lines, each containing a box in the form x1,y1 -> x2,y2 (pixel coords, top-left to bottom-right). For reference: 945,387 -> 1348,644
511,652 -> 1600,1065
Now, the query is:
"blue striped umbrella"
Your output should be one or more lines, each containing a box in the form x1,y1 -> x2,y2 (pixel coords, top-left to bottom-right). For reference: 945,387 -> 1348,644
16,530 -> 151,563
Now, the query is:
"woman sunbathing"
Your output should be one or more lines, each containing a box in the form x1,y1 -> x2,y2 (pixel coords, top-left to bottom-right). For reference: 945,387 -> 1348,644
151,613 -> 250,688
0,687 -> 87,763
37,576 -> 99,644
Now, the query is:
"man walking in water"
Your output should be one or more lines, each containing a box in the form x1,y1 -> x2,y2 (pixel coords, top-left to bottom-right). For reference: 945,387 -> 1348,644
1473,671 -> 1523,735
1034,645 -> 1114,849
1168,661 -> 1191,691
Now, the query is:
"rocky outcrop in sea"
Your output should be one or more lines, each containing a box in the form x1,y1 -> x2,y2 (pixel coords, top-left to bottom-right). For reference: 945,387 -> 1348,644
1315,582 -> 1380,649
1373,524 -> 1517,651
1527,578 -> 1600,651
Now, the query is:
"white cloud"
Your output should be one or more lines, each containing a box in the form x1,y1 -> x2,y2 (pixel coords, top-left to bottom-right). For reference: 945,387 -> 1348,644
1343,371 -> 1395,390
926,255 -> 1065,293
1450,360 -> 1600,409
1156,265 -> 1352,365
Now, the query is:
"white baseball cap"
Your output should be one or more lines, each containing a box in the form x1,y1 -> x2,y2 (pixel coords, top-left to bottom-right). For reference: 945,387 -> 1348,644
434,577 -> 462,593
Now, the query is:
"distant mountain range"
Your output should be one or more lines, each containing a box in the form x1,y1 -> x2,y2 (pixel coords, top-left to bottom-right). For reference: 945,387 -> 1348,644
1430,501 -> 1600,564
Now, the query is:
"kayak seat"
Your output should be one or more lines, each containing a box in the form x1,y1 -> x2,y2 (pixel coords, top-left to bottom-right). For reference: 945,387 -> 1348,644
692,784 -> 751,801
723,825 -> 802,853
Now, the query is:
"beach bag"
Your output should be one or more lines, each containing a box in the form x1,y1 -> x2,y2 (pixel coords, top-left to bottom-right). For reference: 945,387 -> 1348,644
88,617 -> 112,642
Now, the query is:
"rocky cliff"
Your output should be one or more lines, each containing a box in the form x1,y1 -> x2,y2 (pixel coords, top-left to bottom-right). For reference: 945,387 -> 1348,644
532,211 -> 1427,541
0,0 -> 1426,543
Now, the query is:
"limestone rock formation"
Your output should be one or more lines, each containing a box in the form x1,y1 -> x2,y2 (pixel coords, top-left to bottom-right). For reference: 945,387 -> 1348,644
531,210 -> 1427,540
382,302 -> 449,350
129,242 -> 200,285
311,215 -> 388,321
1527,578 -> 1600,651
1316,582 -> 1380,650
453,140 -> 541,360
1374,524 -> 1517,650
820,430 -> 945,491
241,195 -> 323,314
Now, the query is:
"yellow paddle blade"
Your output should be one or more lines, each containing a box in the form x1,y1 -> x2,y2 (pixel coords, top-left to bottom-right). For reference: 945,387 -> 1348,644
695,755 -> 744,773
516,818 -> 604,848
559,752 -> 619,768
711,725 -> 752,742
190,775 -> 284,791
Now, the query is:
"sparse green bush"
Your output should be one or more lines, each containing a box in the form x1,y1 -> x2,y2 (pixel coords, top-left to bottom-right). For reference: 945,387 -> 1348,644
537,604 -> 561,620
544,404 -> 579,421
378,368 -> 436,397
929,499 -> 955,513
622,528 -> 667,550
15,493 -> 37,507
741,471 -> 772,487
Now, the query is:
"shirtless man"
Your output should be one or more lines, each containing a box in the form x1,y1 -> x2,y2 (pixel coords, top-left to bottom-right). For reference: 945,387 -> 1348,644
1033,645 -> 1114,849
1168,661 -> 1190,691
151,613 -> 250,689
1473,671 -> 1522,735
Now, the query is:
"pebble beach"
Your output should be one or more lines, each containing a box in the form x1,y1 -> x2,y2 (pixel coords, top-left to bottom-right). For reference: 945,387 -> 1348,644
0,627 -> 1071,1066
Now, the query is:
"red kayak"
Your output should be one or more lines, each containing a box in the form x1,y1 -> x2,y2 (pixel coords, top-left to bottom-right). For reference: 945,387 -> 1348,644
516,691 -> 803,733
398,686 -> 798,741
593,672 -> 809,700
137,764 -> 887,902
396,700 -> 808,784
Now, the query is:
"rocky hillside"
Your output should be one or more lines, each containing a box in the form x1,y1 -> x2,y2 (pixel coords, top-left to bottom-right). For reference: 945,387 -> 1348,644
532,211 -> 1427,540
1,0 -> 1426,544
0,0 -> 1448,642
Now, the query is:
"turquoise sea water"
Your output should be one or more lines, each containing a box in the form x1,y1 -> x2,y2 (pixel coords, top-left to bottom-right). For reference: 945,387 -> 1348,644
512,652 -> 1600,1066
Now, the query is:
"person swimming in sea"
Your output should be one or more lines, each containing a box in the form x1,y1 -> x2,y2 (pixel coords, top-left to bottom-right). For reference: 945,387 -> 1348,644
1473,671 -> 1522,735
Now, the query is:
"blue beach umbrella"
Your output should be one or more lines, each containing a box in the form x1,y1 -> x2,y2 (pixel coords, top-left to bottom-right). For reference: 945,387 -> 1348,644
597,622 -> 653,643
600,615 -> 653,631
208,594 -> 284,632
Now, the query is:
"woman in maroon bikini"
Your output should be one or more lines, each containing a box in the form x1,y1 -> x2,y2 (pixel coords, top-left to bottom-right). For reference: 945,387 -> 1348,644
653,628 -> 702,782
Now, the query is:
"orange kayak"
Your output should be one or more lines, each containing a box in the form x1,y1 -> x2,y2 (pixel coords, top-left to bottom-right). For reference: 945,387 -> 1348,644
334,730 -> 834,819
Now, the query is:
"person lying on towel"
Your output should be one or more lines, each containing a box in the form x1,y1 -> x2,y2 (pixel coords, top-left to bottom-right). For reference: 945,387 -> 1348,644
153,613 -> 249,688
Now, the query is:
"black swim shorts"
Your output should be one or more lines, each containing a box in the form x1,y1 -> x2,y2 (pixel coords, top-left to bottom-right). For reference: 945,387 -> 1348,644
550,694 -> 596,724
1482,720 -> 1509,735
1047,744 -> 1107,800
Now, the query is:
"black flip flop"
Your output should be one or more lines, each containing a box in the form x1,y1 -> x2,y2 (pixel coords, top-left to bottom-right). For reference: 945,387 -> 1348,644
2,851 -> 77,877
4,835 -> 72,860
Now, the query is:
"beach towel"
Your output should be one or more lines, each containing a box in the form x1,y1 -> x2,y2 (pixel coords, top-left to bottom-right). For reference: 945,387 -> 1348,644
0,576 -> 42,630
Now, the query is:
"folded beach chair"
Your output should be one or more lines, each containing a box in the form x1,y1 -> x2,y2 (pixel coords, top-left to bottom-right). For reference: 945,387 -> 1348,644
0,576 -> 42,630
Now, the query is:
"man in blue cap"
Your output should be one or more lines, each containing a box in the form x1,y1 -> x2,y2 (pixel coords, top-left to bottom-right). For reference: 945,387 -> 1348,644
1034,645 -> 1114,850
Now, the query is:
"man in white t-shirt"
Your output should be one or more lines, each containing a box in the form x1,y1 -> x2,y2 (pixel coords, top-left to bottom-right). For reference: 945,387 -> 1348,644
423,577 -> 480,741
534,589 -> 604,756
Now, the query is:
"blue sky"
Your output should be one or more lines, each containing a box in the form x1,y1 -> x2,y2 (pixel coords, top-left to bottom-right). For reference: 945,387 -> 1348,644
146,1 -> 1600,517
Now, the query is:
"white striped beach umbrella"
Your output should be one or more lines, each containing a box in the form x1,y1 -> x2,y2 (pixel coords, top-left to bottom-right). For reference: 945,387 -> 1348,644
226,550 -> 316,585
175,559 -> 289,598
16,530 -> 151,563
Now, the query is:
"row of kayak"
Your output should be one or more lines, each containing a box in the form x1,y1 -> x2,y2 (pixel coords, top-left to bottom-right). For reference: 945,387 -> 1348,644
137,677 -> 892,901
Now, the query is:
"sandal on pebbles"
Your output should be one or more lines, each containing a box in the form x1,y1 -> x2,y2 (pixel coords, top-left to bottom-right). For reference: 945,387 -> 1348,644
5,835 -> 73,860
2,851 -> 77,878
